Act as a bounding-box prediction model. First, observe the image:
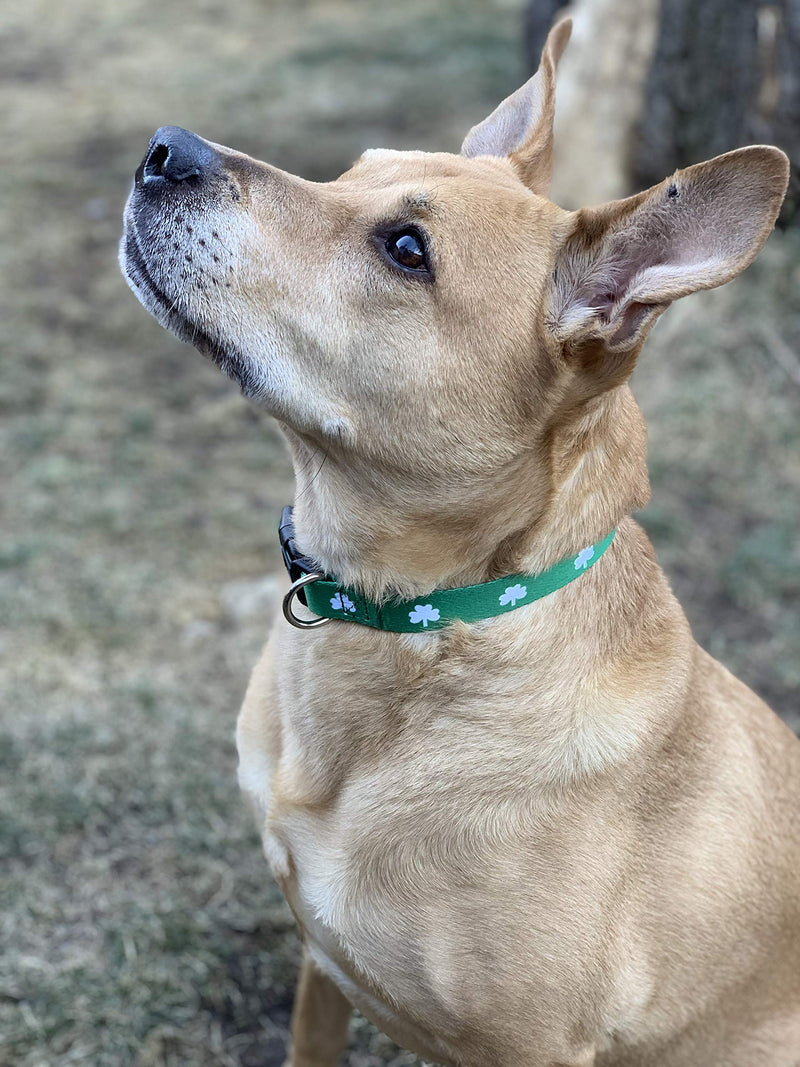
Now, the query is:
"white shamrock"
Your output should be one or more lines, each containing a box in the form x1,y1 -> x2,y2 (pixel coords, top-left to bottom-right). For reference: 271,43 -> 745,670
409,604 -> 440,628
330,591 -> 356,613
499,583 -> 527,607
574,545 -> 595,570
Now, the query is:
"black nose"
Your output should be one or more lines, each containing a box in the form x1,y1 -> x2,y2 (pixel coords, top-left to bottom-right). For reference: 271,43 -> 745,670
141,126 -> 217,185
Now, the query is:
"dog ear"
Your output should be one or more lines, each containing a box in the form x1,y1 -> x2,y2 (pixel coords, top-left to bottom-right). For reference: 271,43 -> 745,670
547,146 -> 789,383
461,18 -> 571,195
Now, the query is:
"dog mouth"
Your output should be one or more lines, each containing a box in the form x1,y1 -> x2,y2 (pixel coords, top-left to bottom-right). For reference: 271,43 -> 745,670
122,217 -> 216,351
120,210 -> 263,396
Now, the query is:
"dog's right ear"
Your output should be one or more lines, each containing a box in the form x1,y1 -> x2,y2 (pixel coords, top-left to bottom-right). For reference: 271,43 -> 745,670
461,18 -> 571,196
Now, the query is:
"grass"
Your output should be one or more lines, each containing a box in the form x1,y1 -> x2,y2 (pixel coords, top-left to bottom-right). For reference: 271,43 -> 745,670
0,0 -> 798,1064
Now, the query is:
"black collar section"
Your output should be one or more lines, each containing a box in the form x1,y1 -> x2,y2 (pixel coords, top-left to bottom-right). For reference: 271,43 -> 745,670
279,506 -> 321,602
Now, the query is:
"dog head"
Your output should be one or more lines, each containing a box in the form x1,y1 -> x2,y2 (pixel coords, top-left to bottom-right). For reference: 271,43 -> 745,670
120,21 -> 788,594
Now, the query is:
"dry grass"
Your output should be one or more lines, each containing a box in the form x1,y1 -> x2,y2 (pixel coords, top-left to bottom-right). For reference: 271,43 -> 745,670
0,0 -> 797,1064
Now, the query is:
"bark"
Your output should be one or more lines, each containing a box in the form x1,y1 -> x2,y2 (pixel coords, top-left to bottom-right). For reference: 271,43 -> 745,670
524,0 -> 800,222
634,0 -> 799,223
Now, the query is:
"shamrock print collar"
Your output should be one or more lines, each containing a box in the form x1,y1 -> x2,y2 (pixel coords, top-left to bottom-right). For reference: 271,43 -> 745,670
279,507 -> 616,632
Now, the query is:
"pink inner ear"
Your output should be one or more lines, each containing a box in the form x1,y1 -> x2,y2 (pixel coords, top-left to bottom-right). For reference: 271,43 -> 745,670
607,300 -> 660,347
581,192 -> 688,321
589,243 -> 667,320
586,265 -> 661,347
592,290 -> 617,323
576,241 -> 657,324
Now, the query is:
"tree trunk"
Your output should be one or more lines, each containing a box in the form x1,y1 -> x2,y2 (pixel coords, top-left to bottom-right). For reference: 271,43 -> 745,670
524,0 -> 800,222
527,0 -> 660,207
634,0 -> 799,223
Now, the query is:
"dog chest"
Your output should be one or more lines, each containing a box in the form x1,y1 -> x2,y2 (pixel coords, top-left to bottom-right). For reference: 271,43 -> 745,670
265,766 -> 633,1065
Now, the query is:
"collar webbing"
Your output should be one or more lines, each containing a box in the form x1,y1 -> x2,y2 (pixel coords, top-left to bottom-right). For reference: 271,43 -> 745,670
280,507 -> 615,633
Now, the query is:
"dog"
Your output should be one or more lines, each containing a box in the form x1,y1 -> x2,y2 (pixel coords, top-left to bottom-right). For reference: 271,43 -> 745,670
120,19 -> 800,1066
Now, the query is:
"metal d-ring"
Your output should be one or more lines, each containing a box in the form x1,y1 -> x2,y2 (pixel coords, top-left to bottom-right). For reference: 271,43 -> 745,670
282,572 -> 331,629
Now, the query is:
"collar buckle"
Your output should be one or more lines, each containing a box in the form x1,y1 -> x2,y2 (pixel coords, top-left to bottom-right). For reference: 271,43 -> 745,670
279,506 -> 322,606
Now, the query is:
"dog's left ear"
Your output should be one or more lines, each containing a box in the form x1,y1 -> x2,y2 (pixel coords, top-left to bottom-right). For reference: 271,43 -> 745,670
461,18 -> 571,195
547,146 -> 789,384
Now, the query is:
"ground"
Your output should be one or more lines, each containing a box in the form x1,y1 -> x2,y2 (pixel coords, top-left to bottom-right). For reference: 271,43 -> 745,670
1,1 -> 798,1064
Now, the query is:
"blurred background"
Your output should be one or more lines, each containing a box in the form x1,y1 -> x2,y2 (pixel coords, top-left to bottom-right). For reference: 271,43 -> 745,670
1,1 -> 798,1064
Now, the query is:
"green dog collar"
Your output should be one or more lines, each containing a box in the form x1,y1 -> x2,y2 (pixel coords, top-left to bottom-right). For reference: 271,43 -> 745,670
281,514 -> 615,633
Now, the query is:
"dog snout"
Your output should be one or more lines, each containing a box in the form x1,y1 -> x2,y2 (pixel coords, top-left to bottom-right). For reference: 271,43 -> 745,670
137,126 -> 218,187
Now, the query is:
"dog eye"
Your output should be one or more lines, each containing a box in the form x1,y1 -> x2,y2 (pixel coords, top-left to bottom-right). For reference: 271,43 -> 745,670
385,229 -> 428,272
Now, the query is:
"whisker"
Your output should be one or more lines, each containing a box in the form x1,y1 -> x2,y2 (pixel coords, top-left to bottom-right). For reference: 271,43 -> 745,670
295,448 -> 329,500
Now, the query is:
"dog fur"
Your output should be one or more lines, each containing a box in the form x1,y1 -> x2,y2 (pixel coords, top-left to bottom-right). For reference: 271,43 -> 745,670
121,20 -> 800,1066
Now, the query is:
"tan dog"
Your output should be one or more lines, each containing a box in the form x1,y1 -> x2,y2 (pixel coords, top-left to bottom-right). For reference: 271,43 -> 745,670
120,20 -> 800,1066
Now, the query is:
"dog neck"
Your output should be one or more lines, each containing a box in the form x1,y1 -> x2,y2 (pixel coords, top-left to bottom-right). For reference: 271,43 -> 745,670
284,385 -> 650,602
